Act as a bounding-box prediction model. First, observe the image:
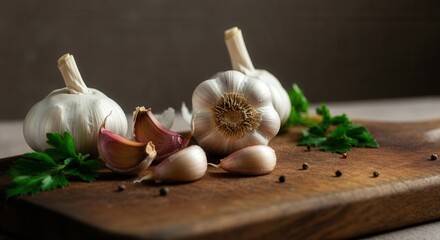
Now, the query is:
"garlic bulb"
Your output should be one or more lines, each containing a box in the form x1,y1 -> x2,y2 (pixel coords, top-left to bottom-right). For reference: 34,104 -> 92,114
23,53 -> 128,156
133,106 -> 193,160
98,115 -> 157,175
134,145 -> 207,183
192,70 -> 280,155
225,27 -> 291,125
209,145 -> 277,175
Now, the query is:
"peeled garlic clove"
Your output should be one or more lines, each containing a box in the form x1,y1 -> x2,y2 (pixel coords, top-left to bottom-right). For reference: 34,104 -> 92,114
98,116 -> 157,175
134,145 -> 207,183
133,106 -> 192,160
210,145 -> 277,176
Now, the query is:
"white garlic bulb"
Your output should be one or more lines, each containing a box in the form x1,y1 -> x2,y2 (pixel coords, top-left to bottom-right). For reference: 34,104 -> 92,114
225,27 -> 291,125
23,53 -> 128,156
192,70 -> 280,155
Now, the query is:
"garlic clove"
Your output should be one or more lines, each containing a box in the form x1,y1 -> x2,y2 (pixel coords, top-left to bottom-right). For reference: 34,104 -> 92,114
248,70 -> 292,125
209,145 -> 277,176
98,116 -> 157,175
133,107 -> 193,160
256,105 -> 284,138
134,145 -> 207,183
191,74 -> 236,110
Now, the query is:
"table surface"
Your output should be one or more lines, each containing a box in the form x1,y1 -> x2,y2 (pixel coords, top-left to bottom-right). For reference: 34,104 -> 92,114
1,96 -> 440,239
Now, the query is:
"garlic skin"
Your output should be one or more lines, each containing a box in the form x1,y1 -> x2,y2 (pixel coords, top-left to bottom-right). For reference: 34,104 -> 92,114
155,107 -> 175,129
23,53 -> 128,156
210,145 -> 277,176
225,27 -> 291,125
192,70 -> 280,155
181,102 -> 192,126
98,116 -> 157,175
133,106 -> 193,160
134,145 -> 207,183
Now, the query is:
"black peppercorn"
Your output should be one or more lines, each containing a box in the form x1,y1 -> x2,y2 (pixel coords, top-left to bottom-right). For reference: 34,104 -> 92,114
373,171 -> 380,177
431,154 -> 438,160
302,162 -> 309,170
279,175 -> 286,183
335,170 -> 342,177
159,187 -> 169,196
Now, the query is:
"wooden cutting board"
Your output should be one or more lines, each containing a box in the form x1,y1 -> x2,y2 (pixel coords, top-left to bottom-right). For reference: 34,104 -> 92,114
2,120 -> 440,239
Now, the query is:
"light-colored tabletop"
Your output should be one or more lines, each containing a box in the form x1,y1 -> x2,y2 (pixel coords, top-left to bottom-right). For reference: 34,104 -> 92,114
1,96 -> 440,239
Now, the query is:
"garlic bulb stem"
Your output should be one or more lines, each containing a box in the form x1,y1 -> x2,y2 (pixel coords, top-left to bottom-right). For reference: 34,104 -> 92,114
224,27 -> 292,125
225,27 -> 255,74
57,53 -> 91,94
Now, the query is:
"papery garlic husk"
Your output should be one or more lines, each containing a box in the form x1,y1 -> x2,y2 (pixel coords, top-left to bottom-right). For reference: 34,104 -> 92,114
192,70 -> 280,155
134,145 -> 207,183
98,116 -> 157,175
23,53 -> 128,156
181,102 -> 192,126
155,107 -> 175,129
133,106 -> 192,160
210,145 -> 277,176
225,27 -> 291,125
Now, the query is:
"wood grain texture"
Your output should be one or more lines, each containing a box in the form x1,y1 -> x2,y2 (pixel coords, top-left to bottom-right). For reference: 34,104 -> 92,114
2,120 -> 440,239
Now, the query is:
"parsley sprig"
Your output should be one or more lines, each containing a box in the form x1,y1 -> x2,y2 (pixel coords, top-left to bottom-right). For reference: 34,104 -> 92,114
5,132 -> 100,199
299,104 -> 379,153
286,84 -> 379,153
285,84 -> 312,127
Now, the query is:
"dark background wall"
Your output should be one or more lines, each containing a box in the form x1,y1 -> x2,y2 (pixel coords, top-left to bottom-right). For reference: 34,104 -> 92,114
1,0 -> 439,120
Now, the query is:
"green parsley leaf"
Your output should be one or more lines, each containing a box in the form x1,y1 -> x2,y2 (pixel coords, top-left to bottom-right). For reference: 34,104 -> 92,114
346,125 -> 379,148
63,154 -> 100,182
320,123 -> 354,153
298,126 -> 327,147
286,84 -> 313,127
5,132 -> 100,199
290,84 -> 309,114
45,132 -> 77,160
298,104 -> 379,153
